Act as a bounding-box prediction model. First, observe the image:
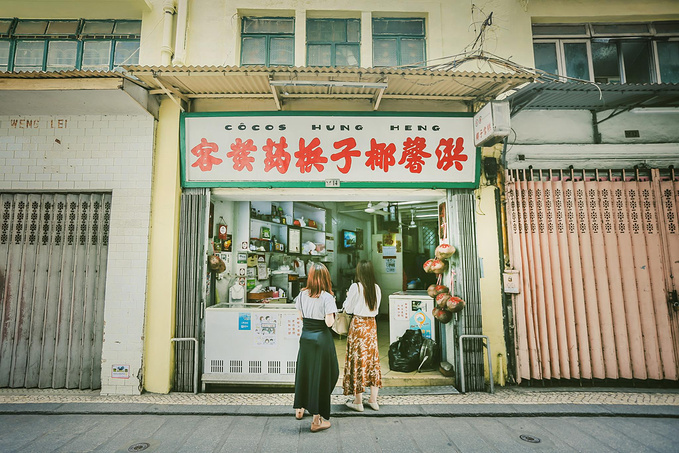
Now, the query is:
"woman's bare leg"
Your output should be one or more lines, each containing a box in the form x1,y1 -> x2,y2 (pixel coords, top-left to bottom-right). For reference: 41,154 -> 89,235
369,386 -> 378,403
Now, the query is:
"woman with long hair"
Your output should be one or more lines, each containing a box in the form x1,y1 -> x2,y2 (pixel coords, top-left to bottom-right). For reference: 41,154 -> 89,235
293,262 -> 339,432
342,260 -> 382,411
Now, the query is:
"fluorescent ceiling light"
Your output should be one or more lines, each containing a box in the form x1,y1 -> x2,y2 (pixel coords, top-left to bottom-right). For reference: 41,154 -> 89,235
415,213 -> 438,218
631,107 -> 679,114
396,200 -> 426,206
270,80 -> 387,89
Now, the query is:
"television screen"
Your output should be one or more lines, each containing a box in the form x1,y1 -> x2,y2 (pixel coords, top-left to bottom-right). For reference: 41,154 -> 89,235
342,230 -> 357,250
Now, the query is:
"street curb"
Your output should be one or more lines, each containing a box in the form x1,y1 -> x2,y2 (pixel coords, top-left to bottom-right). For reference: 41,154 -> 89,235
1,403 -> 677,418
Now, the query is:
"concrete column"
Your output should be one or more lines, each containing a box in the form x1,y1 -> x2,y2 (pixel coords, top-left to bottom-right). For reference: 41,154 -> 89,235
295,10 -> 306,67
172,0 -> 188,65
143,99 -> 182,393
361,11 -> 372,68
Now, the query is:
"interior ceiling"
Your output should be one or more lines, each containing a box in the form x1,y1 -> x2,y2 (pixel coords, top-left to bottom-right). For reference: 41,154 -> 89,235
211,188 -> 445,202
211,188 -> 443,219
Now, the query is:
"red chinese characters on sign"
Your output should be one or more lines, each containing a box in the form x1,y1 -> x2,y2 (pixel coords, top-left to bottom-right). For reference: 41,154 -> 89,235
330,138 -> 362,174
365,138 -> 397,172
435,137 -> 467,171
295,137 -> 327,173
227,138 -> 257,171
188,135 -> 468,175
263,137 -> 291,174
399,137 -> 431,174
191,138 -> 222,172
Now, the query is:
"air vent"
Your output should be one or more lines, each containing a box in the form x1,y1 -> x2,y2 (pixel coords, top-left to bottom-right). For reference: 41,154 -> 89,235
210,360 -> 224,373
287,361 -> 296,374
229,360 -> 243,373
625,130 -> 640,138
249,360 -> 262,374
268,361 -> 281,374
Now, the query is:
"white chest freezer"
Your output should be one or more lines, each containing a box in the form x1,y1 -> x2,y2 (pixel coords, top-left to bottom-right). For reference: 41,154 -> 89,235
388,290 -> 435,345
202,303 -> 302,389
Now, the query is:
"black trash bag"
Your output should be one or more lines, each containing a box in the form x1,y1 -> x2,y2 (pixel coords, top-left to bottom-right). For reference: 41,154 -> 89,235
388,329 -> 424,372
418,337 -> 440,371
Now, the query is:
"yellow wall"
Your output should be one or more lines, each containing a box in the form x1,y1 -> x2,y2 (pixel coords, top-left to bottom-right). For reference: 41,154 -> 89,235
475,182 -> 508,385
143,99 -> 182,393
529,0 -> 679,22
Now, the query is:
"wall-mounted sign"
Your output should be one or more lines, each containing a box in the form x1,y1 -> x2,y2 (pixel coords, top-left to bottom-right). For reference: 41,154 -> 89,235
181,112 -> 479,188
473,100 -> 511,147
111,364 -> 130,379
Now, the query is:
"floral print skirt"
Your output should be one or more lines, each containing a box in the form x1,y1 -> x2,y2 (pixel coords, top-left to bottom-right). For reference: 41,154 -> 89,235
342,315 -> 382,395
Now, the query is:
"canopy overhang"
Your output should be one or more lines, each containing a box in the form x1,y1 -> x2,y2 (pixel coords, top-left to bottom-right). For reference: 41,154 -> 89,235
505,80 -> 679,117
0,70 -> 157,116
123,65 -> 534,111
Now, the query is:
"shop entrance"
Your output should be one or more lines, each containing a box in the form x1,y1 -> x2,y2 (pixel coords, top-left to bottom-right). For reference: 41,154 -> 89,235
201,188 -> 455,390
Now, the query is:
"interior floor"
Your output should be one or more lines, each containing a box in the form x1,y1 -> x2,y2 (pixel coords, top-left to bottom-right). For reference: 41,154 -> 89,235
334,317 -> 453,390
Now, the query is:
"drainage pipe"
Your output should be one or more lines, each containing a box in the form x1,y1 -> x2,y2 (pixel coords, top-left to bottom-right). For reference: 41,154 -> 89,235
160,0 -> 177,66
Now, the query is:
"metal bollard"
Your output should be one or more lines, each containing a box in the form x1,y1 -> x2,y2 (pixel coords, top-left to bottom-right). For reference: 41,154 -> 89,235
171,337 -> 199,394
458,334 -> 494,394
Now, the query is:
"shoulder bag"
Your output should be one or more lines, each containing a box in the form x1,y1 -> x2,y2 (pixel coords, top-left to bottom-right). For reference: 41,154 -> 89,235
331,310 -> 352,336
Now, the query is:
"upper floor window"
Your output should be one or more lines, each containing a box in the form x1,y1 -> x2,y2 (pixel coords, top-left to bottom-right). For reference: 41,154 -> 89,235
533,22 -> 679,84
373,18 -> 425,67
0,19 -> 140,72
241,17 -> 294,66
307,19 -> 360,67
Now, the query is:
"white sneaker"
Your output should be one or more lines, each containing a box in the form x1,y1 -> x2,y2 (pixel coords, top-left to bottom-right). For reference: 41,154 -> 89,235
346,401 -> 364,412
367,401 -> 379,411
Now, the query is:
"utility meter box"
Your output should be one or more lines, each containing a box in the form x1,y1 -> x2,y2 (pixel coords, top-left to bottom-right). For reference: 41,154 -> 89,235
503,270 -> 521,294
474,100 -> 511,147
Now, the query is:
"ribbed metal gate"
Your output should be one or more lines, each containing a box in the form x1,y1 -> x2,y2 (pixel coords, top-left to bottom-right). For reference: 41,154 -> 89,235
505,169 -> 679,382
173,188 -> 209,392
0,193 -> 111,389
448,190 -> 485,391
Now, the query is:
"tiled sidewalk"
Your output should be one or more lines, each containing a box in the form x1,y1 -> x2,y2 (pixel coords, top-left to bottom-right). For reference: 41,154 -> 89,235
0,387 -> 677,407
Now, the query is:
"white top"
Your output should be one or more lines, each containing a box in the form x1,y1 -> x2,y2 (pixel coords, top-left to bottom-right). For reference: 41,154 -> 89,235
295,290 -> 337,320
342,282 -> 381,318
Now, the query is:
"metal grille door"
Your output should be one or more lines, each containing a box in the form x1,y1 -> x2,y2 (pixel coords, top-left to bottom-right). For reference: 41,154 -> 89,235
505,169 -> 679,382
174,188 -> 209,393
0,193 -> 111,389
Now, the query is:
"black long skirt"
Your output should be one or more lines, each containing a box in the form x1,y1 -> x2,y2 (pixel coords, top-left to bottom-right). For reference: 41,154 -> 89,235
293,318 -> 339,420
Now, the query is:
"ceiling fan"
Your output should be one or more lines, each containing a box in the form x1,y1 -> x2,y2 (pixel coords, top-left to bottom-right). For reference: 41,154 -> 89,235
340,201 -> 389,216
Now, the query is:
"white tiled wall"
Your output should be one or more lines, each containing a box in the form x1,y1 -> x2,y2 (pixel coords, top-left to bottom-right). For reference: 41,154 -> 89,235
0,114 -> 155,395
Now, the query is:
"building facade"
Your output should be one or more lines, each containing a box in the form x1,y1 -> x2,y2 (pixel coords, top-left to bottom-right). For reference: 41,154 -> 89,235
1,0 -> 677,395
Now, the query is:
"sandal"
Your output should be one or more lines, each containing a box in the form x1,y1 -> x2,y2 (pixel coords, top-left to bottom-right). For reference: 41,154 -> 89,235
310,418 -> 331,432
295,408 -> 305,420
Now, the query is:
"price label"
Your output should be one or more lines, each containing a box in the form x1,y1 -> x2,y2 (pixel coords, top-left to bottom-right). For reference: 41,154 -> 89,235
325,179 -> 340,188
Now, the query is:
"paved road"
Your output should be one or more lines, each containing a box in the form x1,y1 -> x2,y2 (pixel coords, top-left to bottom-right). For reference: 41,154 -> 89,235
1,413 -> 678,453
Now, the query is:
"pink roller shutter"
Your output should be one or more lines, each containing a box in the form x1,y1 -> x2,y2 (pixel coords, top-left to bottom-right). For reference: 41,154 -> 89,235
505,169 -> 679,382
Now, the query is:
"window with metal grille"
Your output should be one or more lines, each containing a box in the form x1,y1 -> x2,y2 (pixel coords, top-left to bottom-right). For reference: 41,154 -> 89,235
422,225 -> 437,247
241,17 -> 294,67
532,21 -> 679,83
0,18 -> 140,72
373,18 -> 425,67
307,19 -> 360,67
